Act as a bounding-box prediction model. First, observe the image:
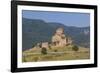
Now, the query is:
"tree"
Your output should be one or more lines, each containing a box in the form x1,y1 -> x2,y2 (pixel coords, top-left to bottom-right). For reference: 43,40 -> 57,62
41,47 -> 47,55
48,45 -> 52,50
54,49 -> 58,52
32,44 -> 35,48
72,45 -> 79,52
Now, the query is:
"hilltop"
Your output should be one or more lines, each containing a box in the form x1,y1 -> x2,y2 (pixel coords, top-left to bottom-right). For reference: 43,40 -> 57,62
22,26 -> 90,62
22,18 -> 90,51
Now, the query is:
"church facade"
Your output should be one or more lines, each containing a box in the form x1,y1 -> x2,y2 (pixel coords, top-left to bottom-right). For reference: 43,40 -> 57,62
33,27 -> 72,50
51,28 -> 72,47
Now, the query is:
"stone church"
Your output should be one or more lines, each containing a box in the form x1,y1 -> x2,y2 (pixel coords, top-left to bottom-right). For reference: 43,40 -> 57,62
51,28 -> 72,47
34,27 -> 72,49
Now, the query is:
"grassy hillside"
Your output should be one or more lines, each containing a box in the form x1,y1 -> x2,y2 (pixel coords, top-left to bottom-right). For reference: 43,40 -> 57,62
22,45 -> 90,62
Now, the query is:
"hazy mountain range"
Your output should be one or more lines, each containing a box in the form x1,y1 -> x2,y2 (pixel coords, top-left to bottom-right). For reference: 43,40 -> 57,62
22,18 -> 90,51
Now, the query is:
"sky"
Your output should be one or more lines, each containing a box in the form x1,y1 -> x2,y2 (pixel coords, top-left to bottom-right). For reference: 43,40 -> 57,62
22,10 -> 90,27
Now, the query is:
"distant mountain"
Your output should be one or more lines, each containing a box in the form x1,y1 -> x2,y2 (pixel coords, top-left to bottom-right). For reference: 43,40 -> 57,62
22,18 -> 90,51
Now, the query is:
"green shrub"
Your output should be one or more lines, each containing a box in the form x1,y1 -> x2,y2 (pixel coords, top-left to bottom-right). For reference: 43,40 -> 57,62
54,49 -> 58,52
72,45 -> 79,52
48,45 -> 52,50
32,44 -> 35,48
41,47 -> 47,55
